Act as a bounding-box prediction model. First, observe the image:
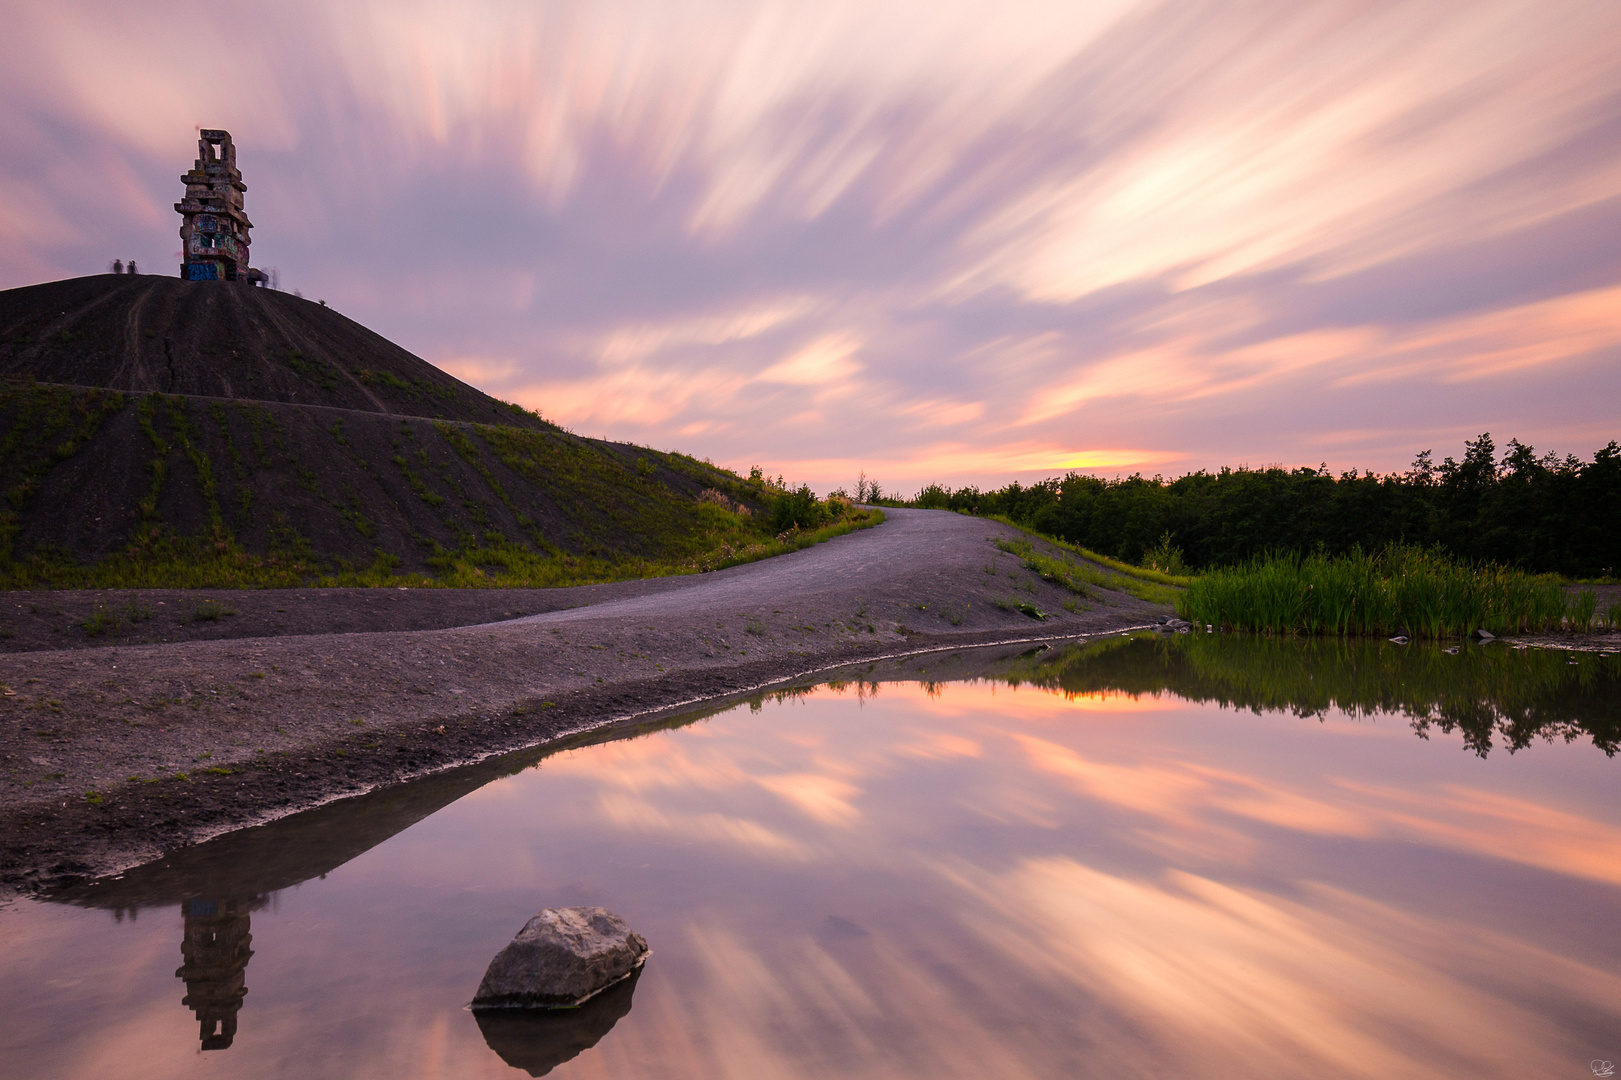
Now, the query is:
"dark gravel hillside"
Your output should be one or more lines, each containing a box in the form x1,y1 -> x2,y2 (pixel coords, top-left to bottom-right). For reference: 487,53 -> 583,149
0,277 -> 767,581
0,274 -> 538,426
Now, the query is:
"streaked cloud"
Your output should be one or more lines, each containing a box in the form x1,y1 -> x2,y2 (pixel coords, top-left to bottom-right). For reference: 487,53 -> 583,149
2,0 -> 1617,489
953,857 -> 1619,1079
753,772 -> 864,827
1014,730 -> 1621,889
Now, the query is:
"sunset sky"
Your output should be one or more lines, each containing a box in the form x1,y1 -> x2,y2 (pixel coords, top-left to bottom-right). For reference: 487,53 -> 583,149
2,0 -> 1618,493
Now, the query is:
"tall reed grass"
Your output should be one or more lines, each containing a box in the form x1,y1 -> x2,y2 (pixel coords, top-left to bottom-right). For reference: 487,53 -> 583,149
1178,545 -> 1573,639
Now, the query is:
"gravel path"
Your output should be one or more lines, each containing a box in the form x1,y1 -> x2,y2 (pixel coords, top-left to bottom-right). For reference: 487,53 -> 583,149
0,509 -> 1172,893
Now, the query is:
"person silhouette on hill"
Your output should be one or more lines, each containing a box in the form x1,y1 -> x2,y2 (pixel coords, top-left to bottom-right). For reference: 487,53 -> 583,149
111,259 -> 123,274
127,259 -> 138,275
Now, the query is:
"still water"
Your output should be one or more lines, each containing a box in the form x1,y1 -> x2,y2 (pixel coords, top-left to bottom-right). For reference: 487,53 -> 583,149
2,635 -> 1618,1079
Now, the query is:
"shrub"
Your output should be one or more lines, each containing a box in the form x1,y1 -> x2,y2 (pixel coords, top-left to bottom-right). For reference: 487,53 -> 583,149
1142,531 -> 1187,576
770,484 -> 829,532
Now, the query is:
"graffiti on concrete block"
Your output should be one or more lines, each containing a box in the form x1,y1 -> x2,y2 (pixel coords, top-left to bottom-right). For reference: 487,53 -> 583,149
175,129 -> 258,284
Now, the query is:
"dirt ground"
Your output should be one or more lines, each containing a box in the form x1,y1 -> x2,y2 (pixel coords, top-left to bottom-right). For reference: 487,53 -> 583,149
0,578 -> 697,654
0,509 -> 1172,896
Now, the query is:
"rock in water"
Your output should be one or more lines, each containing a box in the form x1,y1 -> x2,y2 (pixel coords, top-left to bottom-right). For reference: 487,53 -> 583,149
475,968 -> 642,1076
473,907 -> 649,1009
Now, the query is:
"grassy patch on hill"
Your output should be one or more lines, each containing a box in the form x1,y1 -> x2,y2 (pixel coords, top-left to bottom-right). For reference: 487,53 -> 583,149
987,518 -> 1186,605
0,383 -> 878,589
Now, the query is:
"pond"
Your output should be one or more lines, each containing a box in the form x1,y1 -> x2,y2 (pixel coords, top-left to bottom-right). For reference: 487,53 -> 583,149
2,635 -> 1618,1079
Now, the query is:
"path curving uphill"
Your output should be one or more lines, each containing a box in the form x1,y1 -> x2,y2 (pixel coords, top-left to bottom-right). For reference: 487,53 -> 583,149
0,509 -> 1173,893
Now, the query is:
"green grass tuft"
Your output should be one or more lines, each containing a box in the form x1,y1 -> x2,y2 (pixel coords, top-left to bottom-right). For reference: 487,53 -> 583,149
1178,545 -> 1574,639
187,600 -> 236,622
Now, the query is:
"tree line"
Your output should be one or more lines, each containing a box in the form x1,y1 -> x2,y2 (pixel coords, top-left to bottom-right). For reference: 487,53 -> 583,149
902,434 -> 1621,577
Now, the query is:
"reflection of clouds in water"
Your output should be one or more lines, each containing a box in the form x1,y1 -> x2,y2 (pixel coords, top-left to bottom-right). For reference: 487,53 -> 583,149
8,675 -> 1619,1079
897,730 -> 982,760
547,710 -> 878,834
595,791 -> 811,860
565,681 -> 1621,1077
1335,780 -> 1621,888
583,861 -> 1620,1079
953,857 -> 1619,1079
547,738 -> 755,794
1009,729 -> 1621,888
753,773 -> 864,828
321,680 -> 1621,1077
531,680 -> 1621,889
597,918 -> 1088,1079
1013,732 -> 1218,823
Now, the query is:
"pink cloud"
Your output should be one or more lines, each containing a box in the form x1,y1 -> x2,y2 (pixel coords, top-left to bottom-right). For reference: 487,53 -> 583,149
3,0 -> 1618,486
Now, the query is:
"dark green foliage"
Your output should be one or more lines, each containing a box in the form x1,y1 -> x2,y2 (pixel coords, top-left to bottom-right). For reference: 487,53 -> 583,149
770,484 -> 830,532
903,434 -> 1621,576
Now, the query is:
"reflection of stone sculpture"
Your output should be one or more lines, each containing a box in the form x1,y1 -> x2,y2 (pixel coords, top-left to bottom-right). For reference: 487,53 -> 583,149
475,967 -> 642,1077
473,906 -> 649,1009
175,130 -> 266,285
175,898 -> 255,1050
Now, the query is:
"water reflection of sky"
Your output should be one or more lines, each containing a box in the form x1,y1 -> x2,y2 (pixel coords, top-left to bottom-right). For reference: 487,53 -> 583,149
3,674 -> 1618,1079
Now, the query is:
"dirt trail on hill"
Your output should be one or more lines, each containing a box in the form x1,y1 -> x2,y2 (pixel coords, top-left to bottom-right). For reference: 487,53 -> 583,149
0,509 -> 1172,894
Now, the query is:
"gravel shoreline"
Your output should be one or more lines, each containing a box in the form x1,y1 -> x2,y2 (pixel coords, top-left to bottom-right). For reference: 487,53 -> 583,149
1,509 -> 1171,896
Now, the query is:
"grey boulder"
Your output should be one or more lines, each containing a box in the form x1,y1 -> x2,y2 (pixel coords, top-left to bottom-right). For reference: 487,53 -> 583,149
475,968 -> 642,1076
473,907 -> 649,1009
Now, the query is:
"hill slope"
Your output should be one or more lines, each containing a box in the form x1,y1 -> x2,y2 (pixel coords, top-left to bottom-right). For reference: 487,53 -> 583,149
0,274 -> 540,425
0,276 -> 778,586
